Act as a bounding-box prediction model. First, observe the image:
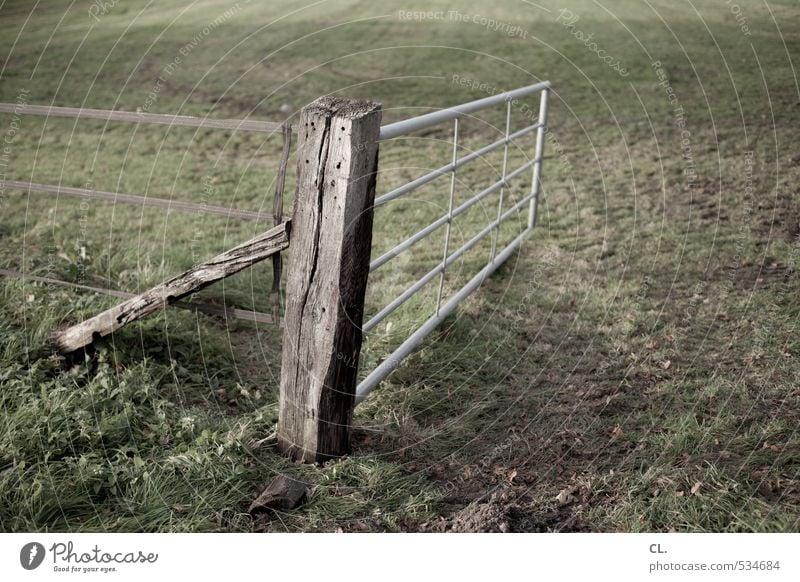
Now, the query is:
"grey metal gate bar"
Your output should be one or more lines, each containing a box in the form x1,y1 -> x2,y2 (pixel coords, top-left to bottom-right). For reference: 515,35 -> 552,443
358,81 -> 551,403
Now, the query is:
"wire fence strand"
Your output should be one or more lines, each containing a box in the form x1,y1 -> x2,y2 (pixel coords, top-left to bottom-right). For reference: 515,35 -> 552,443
0,102 -> 292,134
0,268 -> 279,326
0,179 -> 270,221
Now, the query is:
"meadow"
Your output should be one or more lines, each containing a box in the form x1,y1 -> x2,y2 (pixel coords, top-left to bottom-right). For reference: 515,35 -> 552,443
0,0 -> 798,532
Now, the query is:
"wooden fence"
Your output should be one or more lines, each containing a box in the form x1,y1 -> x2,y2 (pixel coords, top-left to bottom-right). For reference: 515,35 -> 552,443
0,82 -> 550,463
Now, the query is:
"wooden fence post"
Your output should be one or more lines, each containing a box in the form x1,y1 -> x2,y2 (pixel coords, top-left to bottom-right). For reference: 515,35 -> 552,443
278,96 -> 381,463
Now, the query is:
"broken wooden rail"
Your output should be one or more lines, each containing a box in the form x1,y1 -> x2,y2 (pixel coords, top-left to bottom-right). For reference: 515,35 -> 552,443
0,268 -> 278,325
51,220 -> 290,353
0,98 -> 295,350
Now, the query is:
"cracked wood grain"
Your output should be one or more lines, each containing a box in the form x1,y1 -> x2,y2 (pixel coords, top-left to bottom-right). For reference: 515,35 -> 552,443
277,97 -> 381,463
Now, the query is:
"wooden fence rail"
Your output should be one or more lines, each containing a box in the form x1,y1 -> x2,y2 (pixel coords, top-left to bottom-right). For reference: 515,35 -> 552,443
51,220 -> 289,353
0,101 -> 294,351
3,83 -> 548,466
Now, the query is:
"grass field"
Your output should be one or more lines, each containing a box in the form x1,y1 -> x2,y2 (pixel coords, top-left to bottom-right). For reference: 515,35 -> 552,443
1,0 -> 798,532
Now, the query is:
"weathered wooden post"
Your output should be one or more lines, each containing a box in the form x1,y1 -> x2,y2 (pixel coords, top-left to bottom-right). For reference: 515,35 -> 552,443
278,97 -> 381,463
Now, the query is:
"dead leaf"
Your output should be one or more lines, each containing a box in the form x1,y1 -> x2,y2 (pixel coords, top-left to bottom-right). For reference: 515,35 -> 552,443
556,489 -> 576,506
690,482 -> 702,496
508,469 -> 518,483
610,424 -> 624,439
660,359 -> 672,370
645,340 -> 658,350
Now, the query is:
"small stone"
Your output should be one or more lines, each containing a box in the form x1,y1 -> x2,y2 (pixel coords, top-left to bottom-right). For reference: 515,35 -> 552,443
248,474 -> 308,514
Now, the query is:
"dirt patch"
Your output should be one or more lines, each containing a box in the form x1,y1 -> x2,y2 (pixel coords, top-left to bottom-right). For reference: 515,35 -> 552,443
754,192 -> 800,243
420,487 -> 596,533
733,259 -> 795,289
422,496 -> 514,532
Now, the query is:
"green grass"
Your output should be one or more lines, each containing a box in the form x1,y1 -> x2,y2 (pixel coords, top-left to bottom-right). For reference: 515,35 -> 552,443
1,0 -> 798,532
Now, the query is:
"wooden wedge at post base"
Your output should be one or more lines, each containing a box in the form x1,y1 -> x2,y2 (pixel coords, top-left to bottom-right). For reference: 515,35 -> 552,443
278,96 -> 382,463
51,220 -> 290,353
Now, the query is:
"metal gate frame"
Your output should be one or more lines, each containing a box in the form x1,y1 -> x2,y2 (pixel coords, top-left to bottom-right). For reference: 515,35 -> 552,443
357,80 -> 551,403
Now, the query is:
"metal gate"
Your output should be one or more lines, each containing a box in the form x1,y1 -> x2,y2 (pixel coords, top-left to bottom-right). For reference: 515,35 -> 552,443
357,81 -> 551,403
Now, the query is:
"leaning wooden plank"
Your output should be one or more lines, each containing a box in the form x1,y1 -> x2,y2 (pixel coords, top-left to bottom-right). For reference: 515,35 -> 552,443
50,220 -> 290,353
0,268 -> 278,325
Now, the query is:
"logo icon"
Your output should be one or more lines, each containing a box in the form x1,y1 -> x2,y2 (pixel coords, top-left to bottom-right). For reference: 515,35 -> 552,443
20,542 -> 46,570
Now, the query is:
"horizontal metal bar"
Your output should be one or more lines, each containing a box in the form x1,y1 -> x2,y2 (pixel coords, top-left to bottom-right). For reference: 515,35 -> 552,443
356,227 -> 531,404
362,189 -> 536,332
374,121 -> 542,207
378,81 -> 550,141
0,179 -> 270,221
369,155 -> 540,272
0,268 -> 279,325
0,102 -> 290,134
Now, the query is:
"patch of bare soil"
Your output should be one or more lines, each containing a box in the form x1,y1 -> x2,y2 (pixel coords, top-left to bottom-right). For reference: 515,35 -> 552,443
420,485 -> 596,533
422,495 -> 515,533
